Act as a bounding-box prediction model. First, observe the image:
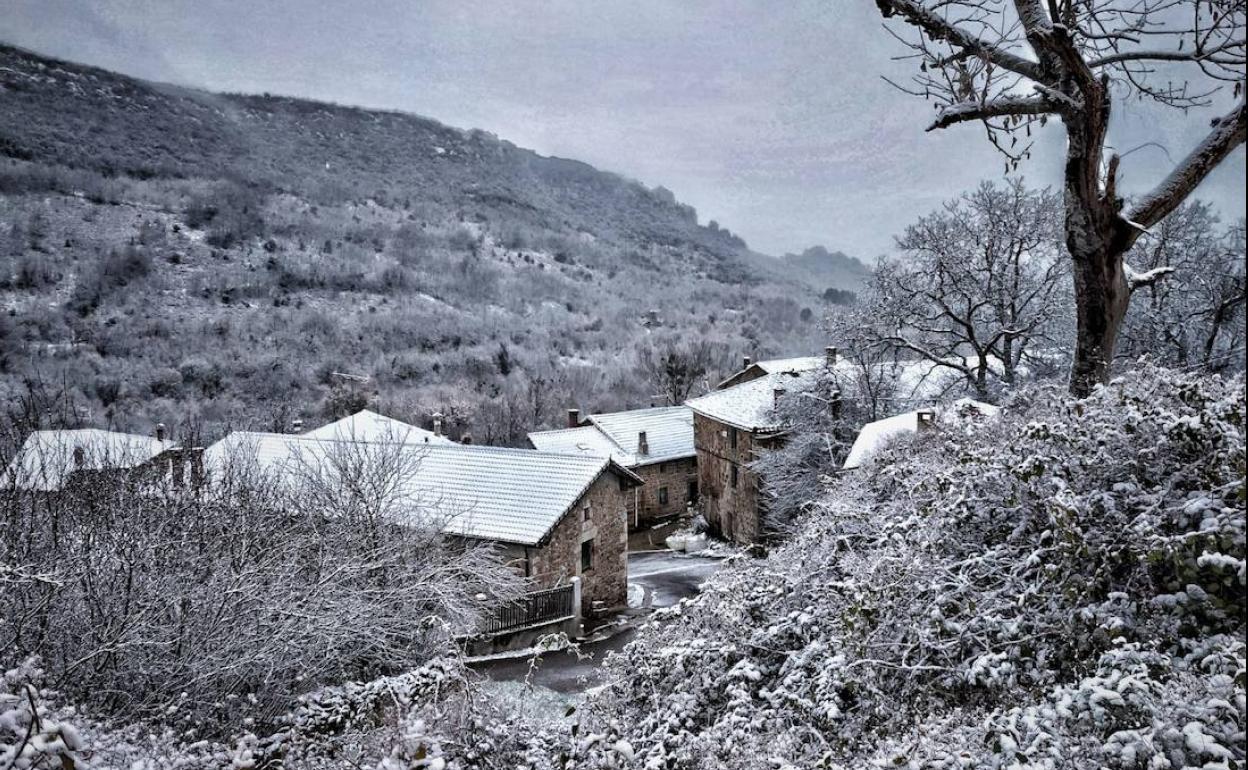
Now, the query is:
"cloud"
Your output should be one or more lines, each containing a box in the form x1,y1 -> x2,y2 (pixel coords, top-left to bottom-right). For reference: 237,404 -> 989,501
4,0 -> 1243,257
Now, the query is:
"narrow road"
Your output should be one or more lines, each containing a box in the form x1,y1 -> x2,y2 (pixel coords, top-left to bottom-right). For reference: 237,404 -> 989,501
470,551 -> 722,697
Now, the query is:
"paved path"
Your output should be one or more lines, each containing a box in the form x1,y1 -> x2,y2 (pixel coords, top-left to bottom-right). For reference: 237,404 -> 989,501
470,551 -> 722,697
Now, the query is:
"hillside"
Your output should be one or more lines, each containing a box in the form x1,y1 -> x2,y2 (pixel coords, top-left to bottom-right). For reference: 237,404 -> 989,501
780,245 -> 871,302
0,44 -> 854,445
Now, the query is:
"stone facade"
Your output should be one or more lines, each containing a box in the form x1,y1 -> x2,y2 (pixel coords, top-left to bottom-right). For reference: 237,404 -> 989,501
693,413 -> 779,544
623,456 -> 699,549
627,457 -> 699,528
498,472 -> 630,616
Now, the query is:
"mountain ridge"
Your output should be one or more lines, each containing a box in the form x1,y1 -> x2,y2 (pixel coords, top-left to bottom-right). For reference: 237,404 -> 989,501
0,43 -> 862,445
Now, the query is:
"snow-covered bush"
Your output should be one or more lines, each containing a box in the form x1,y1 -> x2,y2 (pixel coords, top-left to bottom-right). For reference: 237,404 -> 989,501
1,654 -> 523,769
0,445 -> 520,734
583,366 -> 1245,768
1,658 -> 86,769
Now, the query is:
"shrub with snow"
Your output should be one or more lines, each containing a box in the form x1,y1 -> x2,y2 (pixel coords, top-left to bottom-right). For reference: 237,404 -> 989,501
582,366 -> 1245,768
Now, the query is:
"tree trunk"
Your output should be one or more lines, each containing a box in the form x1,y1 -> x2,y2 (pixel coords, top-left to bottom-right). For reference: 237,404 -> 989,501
1061,78 -> 1132,398
974,352 -> 990,401
1069,244 -> 1129,396
1001,333 -> 1016,386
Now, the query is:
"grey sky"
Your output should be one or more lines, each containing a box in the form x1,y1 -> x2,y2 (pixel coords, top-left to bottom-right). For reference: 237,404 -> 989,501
5,0 -> 1244,258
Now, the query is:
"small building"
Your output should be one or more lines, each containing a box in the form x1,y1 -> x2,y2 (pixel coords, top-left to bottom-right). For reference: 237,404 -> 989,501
528,405 -> 698,548
202,432 -> 641,618
4,427 -> 183,492
686,351 -> 844,544
843,398 -> 1001,470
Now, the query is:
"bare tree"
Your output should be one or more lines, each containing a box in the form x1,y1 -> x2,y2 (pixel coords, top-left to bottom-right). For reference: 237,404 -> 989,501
1118,204 -> 1246,369
637,337 -> 718,405
826,306 -> 906,420
866,180 -> 1066,400
872,0 -> 1246,394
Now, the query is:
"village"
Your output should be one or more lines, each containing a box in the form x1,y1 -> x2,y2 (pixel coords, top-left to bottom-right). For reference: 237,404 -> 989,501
4,346 -> 999,659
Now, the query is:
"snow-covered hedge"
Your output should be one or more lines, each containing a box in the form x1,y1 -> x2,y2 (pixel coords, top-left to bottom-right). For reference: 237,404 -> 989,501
586,367 -> 1245,768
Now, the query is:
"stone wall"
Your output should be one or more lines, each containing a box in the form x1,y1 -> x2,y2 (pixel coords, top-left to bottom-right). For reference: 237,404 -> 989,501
693,413 -> 779,544
629,457 -> 698,527
522,472 -> 629,616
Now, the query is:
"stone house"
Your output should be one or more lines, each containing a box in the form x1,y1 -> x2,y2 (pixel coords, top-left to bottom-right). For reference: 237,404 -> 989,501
528,405 -> 698,548
686,352 -> 842,544
201,432 -> 641,618
5,427 -> 187,492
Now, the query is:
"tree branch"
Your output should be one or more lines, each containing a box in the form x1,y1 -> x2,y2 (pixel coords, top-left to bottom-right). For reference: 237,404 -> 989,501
1125,264 -> 1177,292
875,0 -> 1048,81
927,94 -> 1059,131
1129,100 -> 1247,230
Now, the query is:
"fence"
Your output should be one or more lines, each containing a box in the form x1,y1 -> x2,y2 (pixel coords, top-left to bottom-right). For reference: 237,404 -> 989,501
479,582 -> 577,635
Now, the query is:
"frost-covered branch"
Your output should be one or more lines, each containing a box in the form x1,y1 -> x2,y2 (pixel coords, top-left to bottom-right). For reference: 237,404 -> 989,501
1128,100 -> 1247,232
1125,263 -> 1176,292
926,94 -> 1060,131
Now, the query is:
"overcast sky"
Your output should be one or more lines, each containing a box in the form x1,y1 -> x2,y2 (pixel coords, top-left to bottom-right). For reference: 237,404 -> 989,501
5,0 -> 1244,257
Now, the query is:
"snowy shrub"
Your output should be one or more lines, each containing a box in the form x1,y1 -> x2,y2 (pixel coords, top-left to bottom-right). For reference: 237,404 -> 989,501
1,658 -> 85,770
580,366 -> 1245,768
0,444 -> 520,734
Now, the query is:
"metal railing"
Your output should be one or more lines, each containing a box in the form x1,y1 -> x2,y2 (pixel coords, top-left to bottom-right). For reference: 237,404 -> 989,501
479,583 -> 576,635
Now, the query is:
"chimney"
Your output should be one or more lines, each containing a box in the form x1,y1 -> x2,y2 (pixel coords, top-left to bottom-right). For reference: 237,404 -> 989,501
461,433 -> 473,445
773,388 -> 787,408
825,346 -> 839,367
169,452 -> 185,488
432,412 -> 444,437
189,447 -> 205,490
155,423 -> 167,442
291,418 -> 304,434
742,355 -> 753,370
637,431 -> 649,456
567,408 -> 581,428
916,409 -> 936,431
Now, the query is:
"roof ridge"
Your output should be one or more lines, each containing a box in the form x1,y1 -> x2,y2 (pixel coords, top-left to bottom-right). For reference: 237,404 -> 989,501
587,404 -> 690,419
226,430 -> 610,464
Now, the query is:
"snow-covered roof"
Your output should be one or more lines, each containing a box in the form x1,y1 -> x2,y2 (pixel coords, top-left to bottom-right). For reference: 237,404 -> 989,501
842,398 -> 1001,470
302,409 -> 453,445
754,356 -> 824,374
527,425 -> 632,464
203,432 -> 638,546
5,429 -> 177,491
687,369 -> 821,431
716,355 -> 826,389
528,406 -> 695,467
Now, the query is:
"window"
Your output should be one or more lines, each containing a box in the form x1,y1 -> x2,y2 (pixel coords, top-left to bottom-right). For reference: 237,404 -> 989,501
731,465 -> 739,488
581,539 -> 594,572
659,462 -> 668,473
582,503 -> 592,522
687,480 -> 698,502
729,427 -> 738,449
618,475 -> 629,491
658,486 -> 669,505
